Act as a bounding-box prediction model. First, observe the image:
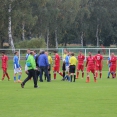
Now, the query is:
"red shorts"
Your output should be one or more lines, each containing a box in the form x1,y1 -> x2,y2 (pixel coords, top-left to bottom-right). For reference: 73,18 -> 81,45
87,67 -> 95,74
95,65 -> 102,71
77,64 -> 84,71
2,67 -> 7,72
110,65 -> 116,72
54,66 -> 60,72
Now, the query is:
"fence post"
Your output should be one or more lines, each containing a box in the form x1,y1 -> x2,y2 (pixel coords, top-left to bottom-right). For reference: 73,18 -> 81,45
62,48 -> 63,60
109,48 -> 110,57
85,48 -> 86,61
19,49 -> 20,60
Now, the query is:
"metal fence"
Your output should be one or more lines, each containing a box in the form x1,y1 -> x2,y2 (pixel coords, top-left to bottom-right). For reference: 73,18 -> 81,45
0,48 -> 117,60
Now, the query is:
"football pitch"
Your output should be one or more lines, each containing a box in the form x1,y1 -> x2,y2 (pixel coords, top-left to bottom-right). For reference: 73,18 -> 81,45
0,60 -> 117,117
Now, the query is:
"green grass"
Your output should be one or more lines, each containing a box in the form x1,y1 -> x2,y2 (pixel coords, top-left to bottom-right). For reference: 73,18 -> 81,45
0,60 -> 117,117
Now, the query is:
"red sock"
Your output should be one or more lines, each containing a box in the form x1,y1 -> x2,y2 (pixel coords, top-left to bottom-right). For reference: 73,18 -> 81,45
2,73 -> 6,79
96,72 -> 98,78
54,73 -> 56,79
76,72 -> 79,78
94,76 -> 96,80
6,73 -> 10,79
82,72 -> 84,78
113,73 -> 116,78
58,72 -> 63,76
100,73 -> 102,78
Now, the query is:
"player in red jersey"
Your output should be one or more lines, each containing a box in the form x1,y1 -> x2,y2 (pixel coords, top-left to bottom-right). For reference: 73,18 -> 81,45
76,51 -> 85,79
1,51 -> 10,81
95,50 -> 103,78
53,50 -> 63,79
86,52 -> 96,83
110,53 -> 117,78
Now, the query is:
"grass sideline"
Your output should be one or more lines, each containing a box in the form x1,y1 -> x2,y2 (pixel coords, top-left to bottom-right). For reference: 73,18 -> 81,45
0,60 -> 117,117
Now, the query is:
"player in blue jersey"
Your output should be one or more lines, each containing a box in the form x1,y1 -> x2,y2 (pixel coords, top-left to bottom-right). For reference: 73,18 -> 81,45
13,51 -> 22,83
107,57 -> 111,78
62,51 -> 71,82
25,49 -> 30,75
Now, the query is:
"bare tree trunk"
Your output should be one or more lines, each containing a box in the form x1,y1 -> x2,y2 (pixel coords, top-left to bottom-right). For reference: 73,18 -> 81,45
22,22 -> 25,41
47,27 -> 49,49
81,32 -> 84,47
55,27 -> 58,48
8,3 -> 15,52
96,24 -> 99,47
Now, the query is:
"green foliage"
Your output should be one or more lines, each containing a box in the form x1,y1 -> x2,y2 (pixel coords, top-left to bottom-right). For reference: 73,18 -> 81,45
0,0 -> 117,47
15,38 -> 46,48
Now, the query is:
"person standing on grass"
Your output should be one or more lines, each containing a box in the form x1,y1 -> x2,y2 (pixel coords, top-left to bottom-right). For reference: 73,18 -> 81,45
45,52 -> 53,81
62,49 -> 67,80
38,51 -> 50,82
107,56 -> 111,78
34,50 -> 38,59
1,51 -> 10,81
76,51 -> 85,79
53,50 -> 63,80
86,52 -> 96,83
21,51 -> 38,88
109,53 -> 116,78
13,51 -> 22,83
69,52 -> 77,82
95,50 -> 103,79
62,51 -> 71,82
25,49 -> 30,75
35,51 -> 41,81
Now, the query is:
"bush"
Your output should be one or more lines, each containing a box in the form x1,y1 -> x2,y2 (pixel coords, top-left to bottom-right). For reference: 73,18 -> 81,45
15,38 -> 46,48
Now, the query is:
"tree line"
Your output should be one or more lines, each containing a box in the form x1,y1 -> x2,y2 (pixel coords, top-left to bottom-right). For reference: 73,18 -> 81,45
0,0 -> 117,49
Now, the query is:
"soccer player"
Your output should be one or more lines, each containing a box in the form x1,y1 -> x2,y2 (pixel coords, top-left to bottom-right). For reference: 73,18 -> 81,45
25,49 -> 30,75
1,51 -> 10,81
62,49 -> 67,79
13,51 -> 22,83
62,51 -> 71,81
95,50 -> 103,78
110,53 -> 117,78
53,50 -> 63,79
76,51 -> 85,79
86,52 -> 96,83
44,52 -> 53,81
69,52 -> 77,82
107,56 -> 111,78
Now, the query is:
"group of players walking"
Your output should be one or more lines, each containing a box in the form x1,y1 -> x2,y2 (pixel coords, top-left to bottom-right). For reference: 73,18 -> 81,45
1,49 -> 117,88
